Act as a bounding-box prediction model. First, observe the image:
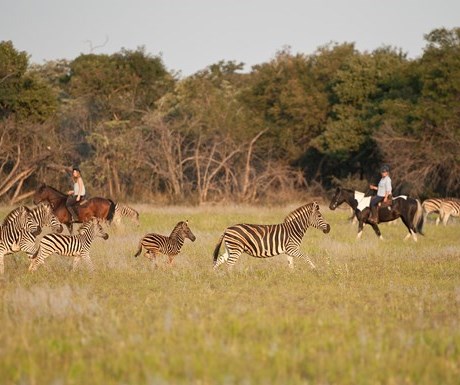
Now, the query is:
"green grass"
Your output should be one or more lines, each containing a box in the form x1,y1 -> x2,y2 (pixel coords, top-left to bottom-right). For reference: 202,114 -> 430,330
0,203 -> 459,385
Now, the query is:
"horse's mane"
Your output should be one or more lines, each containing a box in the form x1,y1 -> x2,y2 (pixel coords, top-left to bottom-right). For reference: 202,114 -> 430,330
284,202 -> 315,223
40,184 -> 67,198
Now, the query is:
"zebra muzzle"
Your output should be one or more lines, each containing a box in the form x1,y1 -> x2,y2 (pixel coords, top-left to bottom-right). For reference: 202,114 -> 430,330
323,224 -> 331,233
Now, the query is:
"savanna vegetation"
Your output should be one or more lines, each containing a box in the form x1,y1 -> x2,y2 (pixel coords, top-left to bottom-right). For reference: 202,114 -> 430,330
0,205 -> 459,384
1,27 -> 460,205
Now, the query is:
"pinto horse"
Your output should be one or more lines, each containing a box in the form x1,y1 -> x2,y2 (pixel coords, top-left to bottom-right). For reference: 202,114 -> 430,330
329,187 -> 424,241
33,183 -> 116,234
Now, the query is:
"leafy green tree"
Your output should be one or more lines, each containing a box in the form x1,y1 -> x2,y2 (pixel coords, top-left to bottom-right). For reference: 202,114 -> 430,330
242,48 -> 329,160
375,28 -> 460,196
64,47 -> 174,123
0,40 -> 57,122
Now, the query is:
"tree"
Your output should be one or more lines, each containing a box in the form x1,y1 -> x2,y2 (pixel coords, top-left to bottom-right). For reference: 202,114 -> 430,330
0,40 -> 57,122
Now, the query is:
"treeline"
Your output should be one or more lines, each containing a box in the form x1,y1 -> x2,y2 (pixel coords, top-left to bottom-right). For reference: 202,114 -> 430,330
1,27 -> 459,204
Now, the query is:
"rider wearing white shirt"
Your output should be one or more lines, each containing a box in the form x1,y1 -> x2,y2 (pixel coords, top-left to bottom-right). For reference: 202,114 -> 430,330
368,164 -> 392,224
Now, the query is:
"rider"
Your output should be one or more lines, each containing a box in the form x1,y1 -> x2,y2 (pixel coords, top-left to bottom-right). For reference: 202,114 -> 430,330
368,164 -> 392,224
66,166 -> 86,221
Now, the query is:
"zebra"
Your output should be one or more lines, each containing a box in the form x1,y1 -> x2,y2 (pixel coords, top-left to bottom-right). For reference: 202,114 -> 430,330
113,203 -> 139,226
422,198 -> 460,225
422,198 -> 443,225
439,199 -> 460,226
0,206 -> 40,274
29,218 -> 109,272
30,202 -> 64,234
213,201 -> 330,270
134,220 -> 196,266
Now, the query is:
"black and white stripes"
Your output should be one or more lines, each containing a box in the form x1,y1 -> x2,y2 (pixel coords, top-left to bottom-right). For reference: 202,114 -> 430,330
29,218 -> 109,272
422,198 -> 460,225
134,221 -> 196,266
213,202 -> 330,269
0,206 -> 39,274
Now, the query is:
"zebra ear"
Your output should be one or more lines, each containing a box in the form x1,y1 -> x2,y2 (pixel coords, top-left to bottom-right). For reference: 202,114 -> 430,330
313,201 -> 320,210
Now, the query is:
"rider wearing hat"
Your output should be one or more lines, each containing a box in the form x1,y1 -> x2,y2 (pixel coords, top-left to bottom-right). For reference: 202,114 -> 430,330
368,164 -> 392,224
66,166 -> 86,221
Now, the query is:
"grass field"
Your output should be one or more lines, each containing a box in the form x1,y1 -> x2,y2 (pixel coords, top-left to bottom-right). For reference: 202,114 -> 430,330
0,202 -> 459,385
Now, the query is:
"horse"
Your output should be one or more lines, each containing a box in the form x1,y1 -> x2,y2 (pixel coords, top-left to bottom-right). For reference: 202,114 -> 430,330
329,187 -> 424,241
33,183 -> 116,234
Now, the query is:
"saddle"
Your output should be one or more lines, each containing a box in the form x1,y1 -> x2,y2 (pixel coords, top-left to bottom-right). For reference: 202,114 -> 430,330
378,194 -> 393,209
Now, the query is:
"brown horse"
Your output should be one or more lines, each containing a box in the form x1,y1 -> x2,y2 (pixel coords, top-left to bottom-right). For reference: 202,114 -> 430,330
33,183 -> 116,233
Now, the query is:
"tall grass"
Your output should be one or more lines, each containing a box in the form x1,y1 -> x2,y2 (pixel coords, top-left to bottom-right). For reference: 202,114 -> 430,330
0,203 -> 459,385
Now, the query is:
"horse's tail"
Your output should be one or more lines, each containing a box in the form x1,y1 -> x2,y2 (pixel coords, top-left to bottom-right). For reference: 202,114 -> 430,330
106,199 -> 116,223
213,234 -> 224,265
414,199 -> 424,235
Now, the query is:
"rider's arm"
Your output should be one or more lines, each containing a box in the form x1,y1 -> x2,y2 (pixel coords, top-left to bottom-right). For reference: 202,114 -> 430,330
76,178 -> 84,201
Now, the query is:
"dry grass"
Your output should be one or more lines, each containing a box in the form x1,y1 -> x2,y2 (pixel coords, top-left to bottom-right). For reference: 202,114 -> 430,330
0,203 -> 459,385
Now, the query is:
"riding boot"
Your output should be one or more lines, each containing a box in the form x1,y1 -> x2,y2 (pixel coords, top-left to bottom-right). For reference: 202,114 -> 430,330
68,206 -> 78,222
369,206 -> 379,224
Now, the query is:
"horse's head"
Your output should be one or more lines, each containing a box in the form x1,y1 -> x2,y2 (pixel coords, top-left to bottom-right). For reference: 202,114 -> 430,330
329,187 -> 344,210
33,183 -> 48,205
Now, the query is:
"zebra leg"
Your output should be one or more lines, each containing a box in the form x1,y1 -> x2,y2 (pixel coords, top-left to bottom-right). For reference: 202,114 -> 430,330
145,251 -> 158,268
72,257 -> 82,271
287,248 -> 316,269
81,253 -> 94,273
214,243 -> 240,269
167,255 -> 175,266
442,213 -> 450,226
28,252 -> 44,272
0,250 -> 4,274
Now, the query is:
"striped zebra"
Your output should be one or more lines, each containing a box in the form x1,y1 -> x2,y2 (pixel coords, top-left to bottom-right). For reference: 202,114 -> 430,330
134,220 -> 196,266
422,198 -> 443,225
0,206 -> 39,274
113,203 -> 139,226
422,198 -> 460,225
213,202 -> 330,270
30,202 -> 64,234
29,218 -> 109,272
439,199 -> 460,226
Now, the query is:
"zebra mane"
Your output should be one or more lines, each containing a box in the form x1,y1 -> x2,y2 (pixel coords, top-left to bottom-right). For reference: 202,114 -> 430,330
170,221 -> 186,237
2,206 -> 30,225
284,202 -> 318,223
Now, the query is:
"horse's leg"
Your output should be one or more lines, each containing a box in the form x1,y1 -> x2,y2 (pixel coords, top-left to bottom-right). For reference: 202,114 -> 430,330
399,214 -> 417,242
369,222 -> 383,240
357,211 -> 366,239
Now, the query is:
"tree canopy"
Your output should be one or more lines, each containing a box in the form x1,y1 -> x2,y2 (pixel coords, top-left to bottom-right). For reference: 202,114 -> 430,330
1,28 -> 459,203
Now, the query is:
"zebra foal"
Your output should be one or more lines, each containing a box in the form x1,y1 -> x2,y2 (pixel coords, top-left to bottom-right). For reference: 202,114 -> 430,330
113,203 -> 139,226
134,221 -> 196,266
29,218 -> 109,272
213,202 -> 330,270
0,206 -> 39,274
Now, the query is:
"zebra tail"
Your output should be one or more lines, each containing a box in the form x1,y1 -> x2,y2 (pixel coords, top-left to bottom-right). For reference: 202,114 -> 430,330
134,240 -> 143,258
30,248 -> 39,260
414,199 -> 425,235
106,199 -> 116,223
213,234 -> 224,264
